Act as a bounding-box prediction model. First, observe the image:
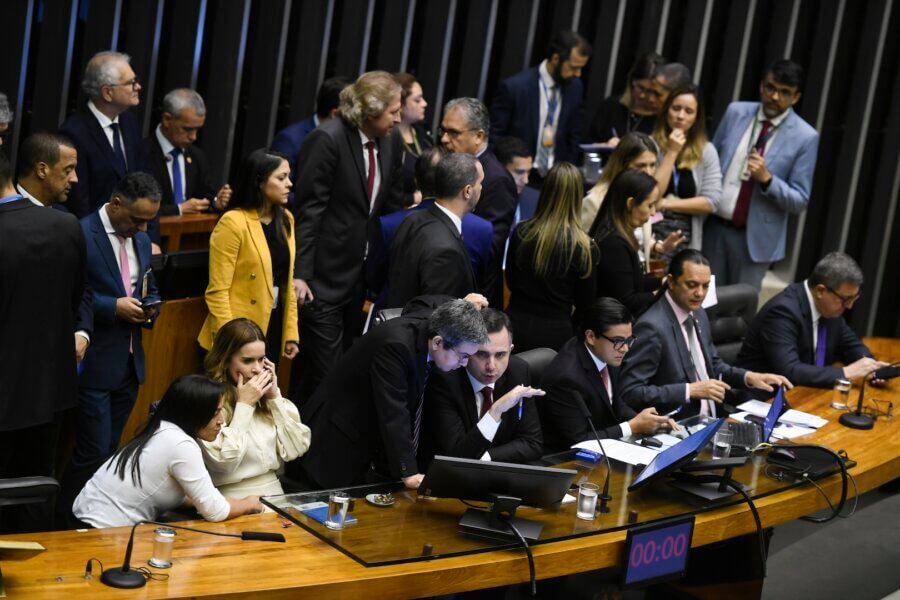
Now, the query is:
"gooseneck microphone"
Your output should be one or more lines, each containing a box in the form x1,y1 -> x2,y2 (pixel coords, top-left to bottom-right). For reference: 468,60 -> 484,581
101,520 -> 286,589
573,395 -> 612,514
840,359 -> 900,430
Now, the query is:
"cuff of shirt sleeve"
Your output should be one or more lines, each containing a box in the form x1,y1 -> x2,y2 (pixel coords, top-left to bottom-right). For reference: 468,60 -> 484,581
476,413 -> 501,442
743,372 -> 751,387
480,451 -> 492,461
684,383 -> 691,402
75,330 -> 91,343
619,421 -> 632,439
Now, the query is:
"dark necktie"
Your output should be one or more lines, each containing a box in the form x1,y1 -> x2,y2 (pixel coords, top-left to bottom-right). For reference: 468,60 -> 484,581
412,361 -> 432,454
600,366 -> 611,404
170,148 -> 184,205
110,122 -> 128,173
479,386 -> 494,418
365,141 -> 376,202
815,320 -> 827,367
732,119 -> 771,227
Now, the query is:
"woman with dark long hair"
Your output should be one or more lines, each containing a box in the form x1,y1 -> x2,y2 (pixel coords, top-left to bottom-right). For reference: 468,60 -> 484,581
198,149 -> 299,366
201,318 -> 310,497
590,170 -> 664,317
393,72 -> 433,204
73,375 -> 263,527
506,162 -> 598,351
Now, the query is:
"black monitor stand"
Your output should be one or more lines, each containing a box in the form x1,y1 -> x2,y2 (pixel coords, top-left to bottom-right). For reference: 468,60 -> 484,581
458,494 -> 544,541
669,457 -> 751,501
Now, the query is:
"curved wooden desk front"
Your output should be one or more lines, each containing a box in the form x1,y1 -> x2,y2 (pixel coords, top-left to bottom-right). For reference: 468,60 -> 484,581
4,339 -> 898,599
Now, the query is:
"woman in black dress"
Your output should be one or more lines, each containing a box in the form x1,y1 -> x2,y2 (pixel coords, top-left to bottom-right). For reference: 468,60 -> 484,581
393,72 -> 433,205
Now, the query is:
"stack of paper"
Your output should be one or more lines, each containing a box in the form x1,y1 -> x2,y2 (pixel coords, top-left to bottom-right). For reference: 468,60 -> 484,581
572,438 -> 660,466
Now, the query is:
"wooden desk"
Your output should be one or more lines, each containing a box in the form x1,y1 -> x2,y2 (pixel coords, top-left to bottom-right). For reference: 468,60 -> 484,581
158,214 -> 218,253
5,339 -> 899,599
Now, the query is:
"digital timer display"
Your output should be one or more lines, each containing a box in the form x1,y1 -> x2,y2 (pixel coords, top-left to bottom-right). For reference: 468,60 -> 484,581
622,515 -> 695,587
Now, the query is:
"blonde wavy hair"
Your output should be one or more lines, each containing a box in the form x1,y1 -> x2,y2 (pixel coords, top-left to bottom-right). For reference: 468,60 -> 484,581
204,318 -> 271,417
338,71 -> 402,128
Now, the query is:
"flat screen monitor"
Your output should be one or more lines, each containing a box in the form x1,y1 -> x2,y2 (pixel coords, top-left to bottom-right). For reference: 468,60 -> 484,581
420,456 -> 577,509
628,419 -> 725,492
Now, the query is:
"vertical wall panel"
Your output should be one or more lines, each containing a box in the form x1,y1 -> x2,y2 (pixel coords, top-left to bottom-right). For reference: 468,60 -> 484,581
2,0 -> 35,165
280,0 -> 334,125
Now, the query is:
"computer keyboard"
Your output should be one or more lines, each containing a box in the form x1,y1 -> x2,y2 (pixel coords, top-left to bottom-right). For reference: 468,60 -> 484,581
726,421 -> 761,448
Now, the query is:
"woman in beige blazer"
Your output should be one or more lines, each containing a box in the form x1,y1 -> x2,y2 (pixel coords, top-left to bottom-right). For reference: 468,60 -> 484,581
199,149 -> 299,365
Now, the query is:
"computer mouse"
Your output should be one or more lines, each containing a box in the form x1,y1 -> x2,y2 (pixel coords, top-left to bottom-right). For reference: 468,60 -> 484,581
770,447 -> 796,461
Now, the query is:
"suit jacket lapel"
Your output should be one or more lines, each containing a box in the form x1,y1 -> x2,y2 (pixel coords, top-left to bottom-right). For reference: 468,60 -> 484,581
428,204 -> 476,287
91,212 -> 127,297
245,209 -> 274,299
762,110 -> 796,164
454,368 -> 480,427
343,121 -> 369,205
795,284 -> 815,363
575,342 -> 611,414
87,114 -> 125,177
661,300 -> 696,381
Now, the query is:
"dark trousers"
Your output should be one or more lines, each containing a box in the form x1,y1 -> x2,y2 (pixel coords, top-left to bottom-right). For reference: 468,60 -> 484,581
0,418 -> 62,533
702,217 -> 769,291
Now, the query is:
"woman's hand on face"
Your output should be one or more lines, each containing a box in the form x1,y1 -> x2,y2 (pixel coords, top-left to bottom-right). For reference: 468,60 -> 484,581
667,129 -> 687,155
262,357 -> 280,399
235,370 -> 274,406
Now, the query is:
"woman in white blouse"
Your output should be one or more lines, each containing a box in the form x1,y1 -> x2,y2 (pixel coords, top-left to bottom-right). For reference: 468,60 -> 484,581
73,375 -> 263,528
202,318 -> 311,497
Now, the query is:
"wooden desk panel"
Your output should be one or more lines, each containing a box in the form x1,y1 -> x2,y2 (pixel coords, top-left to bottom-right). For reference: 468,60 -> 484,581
7,339 -> 899,599
159,214 -> 218,253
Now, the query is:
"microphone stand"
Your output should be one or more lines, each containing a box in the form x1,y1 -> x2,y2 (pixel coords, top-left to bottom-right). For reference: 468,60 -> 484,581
101,520 -> 286,589
840,359 -> 900,430
574,396 -> 612,514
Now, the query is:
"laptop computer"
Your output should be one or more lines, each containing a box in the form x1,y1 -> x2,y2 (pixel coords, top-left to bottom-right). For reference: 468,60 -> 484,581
726,385 -> 785,450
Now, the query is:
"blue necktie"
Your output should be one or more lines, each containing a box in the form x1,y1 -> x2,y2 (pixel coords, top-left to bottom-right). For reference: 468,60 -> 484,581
109,122 -> 127,173
170,148 -> 184,205
815,320 -> 827,367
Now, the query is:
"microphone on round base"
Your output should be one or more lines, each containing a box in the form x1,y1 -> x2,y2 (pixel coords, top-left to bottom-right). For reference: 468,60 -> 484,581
100,567 -> 148,589
838,411 -> 874,430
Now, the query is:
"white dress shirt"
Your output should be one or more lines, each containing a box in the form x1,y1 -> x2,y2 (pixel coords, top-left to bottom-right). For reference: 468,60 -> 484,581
155,125 -> 187,215
87,100 -> 128,167
465,370 -> 502,461
100,203 -> 139,293
433,201 -> 463,235
803,279 -> 823,350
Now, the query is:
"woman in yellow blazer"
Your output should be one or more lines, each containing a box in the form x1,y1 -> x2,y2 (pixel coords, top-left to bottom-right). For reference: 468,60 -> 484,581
199,149 -> 299,365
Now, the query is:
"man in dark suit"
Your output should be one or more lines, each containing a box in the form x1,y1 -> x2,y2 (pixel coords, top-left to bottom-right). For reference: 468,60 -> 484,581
0,152 -> 88,532
541,298 -> 677,453
490,31 -> 591,183
290,71 -> 406,405
386,153 -> 483,308
440,97 -> 517,308
299,297 -> 488,490
737,252 -> 885,388
59,172 -> 161,520
424,308 -> 544,465
619,250 -> 790,418
494,135 -> 539,223
59,51 -> 145,221
143,88 -> 231,217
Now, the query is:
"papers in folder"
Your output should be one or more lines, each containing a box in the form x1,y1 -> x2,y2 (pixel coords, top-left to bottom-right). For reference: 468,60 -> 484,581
572,438 -> 660,467
736,399 -> 828,429
729,412 -> 816,440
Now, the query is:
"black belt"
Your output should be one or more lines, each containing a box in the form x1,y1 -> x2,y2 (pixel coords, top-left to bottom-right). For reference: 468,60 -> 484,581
710,214 -> 745,230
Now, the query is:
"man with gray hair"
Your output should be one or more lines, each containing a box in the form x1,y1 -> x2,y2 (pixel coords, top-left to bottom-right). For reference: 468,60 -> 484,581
298,295 -> 488,490
143,88 -> 232,216
386,153 -> 484,308
440,97 -> 517,309
0,92 -> 12,147
737,252 -> 887,388
60,51 -> 145,220
289,71 -> 405,405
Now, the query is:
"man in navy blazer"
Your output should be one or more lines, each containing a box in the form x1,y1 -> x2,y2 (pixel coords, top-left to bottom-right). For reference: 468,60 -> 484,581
704,60 -> 819,290
59,51 -> 145,221
541,298 -> 677,453
619,250 -> 790,418
737,252 -> 885,389
59,172 -> 161,519
490,31 -> 591,181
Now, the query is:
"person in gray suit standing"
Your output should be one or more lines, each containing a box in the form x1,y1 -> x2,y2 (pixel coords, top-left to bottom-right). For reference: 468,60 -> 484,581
703,60 -> 819,290
618,250 -> 790,418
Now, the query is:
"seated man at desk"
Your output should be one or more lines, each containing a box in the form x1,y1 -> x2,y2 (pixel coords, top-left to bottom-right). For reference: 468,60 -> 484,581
298,296 -> 488,490
423,308 -> 544,466
736,251 -> 886,388
619,249 -> 790,417
540,297 -> 677,453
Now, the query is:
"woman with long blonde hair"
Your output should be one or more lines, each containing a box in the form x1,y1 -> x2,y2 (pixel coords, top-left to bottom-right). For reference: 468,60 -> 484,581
506,162 -> 599,351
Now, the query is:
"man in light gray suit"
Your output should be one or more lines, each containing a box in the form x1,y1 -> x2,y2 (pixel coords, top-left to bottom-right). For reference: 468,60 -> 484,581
619,250 -> 790,418
703,60 -> 819,290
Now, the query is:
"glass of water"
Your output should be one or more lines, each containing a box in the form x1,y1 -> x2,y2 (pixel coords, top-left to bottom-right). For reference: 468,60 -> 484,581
325,492 -> 352,530
712,430 -> 734,459
576,482 -> 599,520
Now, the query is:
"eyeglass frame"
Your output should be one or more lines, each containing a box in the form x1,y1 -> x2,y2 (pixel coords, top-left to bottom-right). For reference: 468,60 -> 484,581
825,286 -> 861,308
107,78 -> 140,91
598,333 -> 636,352
438,126 -> 479,139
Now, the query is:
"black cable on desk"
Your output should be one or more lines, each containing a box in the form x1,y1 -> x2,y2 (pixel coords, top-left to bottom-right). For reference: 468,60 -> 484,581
760,443 -> 851,523
723,480 -> 767,578
502,518 -> 536,596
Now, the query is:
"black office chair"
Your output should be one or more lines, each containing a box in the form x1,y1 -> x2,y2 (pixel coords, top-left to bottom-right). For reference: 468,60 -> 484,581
514,347 -> 557,385
0,476 -> 59,534
706,283 -> 759,364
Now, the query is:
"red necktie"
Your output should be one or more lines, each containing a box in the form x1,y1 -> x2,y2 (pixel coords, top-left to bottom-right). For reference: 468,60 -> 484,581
480,386 -> 494,418
600,366 -> 611,404
732,120 -> 771,228
365,141 -> 376,202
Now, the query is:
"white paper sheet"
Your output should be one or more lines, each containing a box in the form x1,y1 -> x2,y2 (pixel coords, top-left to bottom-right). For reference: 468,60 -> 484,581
572,438 -> 660,466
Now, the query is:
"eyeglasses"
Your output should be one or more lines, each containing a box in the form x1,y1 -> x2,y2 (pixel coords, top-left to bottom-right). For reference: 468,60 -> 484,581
109,78 -> 140,90
599,333 -> 636,351
761,82 -> 797,98
826,287 -> 861,308
438,126 -> 477,139
446,346 -> 472,362
631,81 -> 661,100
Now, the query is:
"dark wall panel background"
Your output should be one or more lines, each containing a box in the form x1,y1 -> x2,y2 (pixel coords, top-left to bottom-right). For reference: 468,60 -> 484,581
4,0 -> 898,335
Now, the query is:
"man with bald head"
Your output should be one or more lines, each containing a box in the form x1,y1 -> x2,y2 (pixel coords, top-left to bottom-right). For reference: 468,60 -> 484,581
60,51 -> 145,220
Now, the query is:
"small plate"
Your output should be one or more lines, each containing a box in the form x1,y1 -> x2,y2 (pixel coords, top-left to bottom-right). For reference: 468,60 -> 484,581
365,493 -> 396,507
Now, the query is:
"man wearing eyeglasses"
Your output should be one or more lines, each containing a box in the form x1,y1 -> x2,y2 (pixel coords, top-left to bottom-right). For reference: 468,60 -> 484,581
60,51 -> 146,225
540,297 -> 679,453
737,252 -> 886,388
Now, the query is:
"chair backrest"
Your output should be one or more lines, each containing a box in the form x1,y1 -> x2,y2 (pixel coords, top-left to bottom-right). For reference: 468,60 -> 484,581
706,283 -> 759,364
514,347 -> 557,384
0,476 -> 59,509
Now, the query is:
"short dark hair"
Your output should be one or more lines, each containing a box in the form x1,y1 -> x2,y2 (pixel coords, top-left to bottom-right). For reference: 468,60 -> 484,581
808,252 -> 864,289
668,249 -> 710,280
494,136 -> 532,165
653,62 -> 693,91
547,31 -> 592,61
435,152 -> 479,199
767,59 -> 804,91
316,76 -> 353,119
0,151 -> 12,189
481,308 -> 513,341
16,132 -> 76,179
429,299 -> 489,348
579,297 -> 633,341
414,146 -> 444,197
111,171 -> 162,204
